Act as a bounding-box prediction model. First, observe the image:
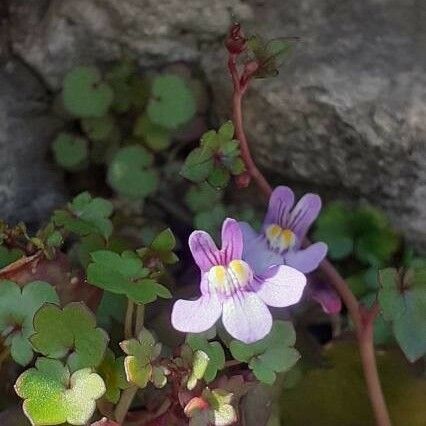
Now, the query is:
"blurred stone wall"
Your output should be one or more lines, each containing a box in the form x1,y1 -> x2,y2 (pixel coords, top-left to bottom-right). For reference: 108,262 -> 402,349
1,0 -> 426,250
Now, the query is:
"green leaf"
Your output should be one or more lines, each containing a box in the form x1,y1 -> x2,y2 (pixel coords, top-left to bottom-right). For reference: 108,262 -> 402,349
352,206 -> 400,266
54,191 -> 114,240
218,121 -> 235,140
120,328 -> 161,388
187,350 -> 210,390
208,167 -> 230,189
134,115 -> 171,151
87,250 -> 171,304
97,349 -> 128,403
15,358 -> 105,426
229,321 -> 300,385
81,115 -> 116,142
0,280 -> 59,366
96,292 -> 127,329
187,334 -> 225,383
194,205 -> 227,236
107,145 -> 158,199
185,183 -> 223,213
151,228 -> 176,252
247,35 -> 292,78
181,147 -> 215,183
378,267 -> 426,361
52,132 -> 88,170
378,269 -> 406,321
0,246 -> 23,268
63,66 -> 114,118
148,75 -> 196,129
313,202 -> 353,260
30,302 -> 109,372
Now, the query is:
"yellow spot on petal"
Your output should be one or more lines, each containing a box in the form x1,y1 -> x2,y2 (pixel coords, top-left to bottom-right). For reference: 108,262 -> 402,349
266,224 -> 296,251
229,260 -> 251,285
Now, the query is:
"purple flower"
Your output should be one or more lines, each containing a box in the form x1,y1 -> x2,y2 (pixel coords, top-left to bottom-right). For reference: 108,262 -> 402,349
171,218 -> 306,343
240,186 -> 328,275
308,278 -> 342,315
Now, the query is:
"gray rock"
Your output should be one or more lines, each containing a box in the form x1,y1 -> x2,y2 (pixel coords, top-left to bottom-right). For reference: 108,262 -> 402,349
9,0 -> 252,88
5,0 -> 426,249
0,59 -> 64,226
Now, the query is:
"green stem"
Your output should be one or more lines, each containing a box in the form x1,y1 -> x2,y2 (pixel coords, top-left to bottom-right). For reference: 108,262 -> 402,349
114,386 -> 138,424
135,304 -> 145,336
124,300 -> 134,340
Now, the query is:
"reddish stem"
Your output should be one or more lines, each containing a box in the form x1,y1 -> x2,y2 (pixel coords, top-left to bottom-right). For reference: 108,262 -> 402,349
226,25 -> 391,426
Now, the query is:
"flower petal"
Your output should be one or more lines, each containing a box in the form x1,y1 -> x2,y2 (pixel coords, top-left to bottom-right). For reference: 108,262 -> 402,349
263,186 -> 295,229
240,222 -> 283,275
284,242 -> 328,273
189,230 -> 221,272
171,295 -> 222,333
222,292 -> 272,343
310,281 -> 342,314
287,193 -> 322,244
255,265 -> 306,307
220,218 -> 243,263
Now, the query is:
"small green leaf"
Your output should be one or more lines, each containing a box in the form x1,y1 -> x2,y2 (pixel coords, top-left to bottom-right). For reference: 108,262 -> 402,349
218,121 -> 235,140
134,115 -> 171,151
187,350 -> 210,390
107,145 -> 158,199
120,328 -> 161,388
378,267 -> 426,361
52,132 -> 88,170
31,302 -> 109,372
148,75 -> 196,129
378,269 -> 406,321
15,358 -> 105,426
229,321 -> 300,385
313,202 -> 353,260
0,246 -> 23,268
185,183 -> 223,213
0,280 -> 59,366
181,147 -> 215,183
151,228 -> 176,252
187,334 -> 225,383
194,205 -> 227,236
81,115 -> 116,142
87,250 -> 171,304
63,66 -> 114,118
207,167 -> 230,189
53,192 -> 114,240
97,349 -> 128,403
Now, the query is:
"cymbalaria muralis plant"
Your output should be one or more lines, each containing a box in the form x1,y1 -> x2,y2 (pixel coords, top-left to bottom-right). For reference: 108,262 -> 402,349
0,22 -> 423,426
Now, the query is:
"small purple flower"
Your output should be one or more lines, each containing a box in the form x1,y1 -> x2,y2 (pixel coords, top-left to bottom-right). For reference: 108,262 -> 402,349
171,218 -> 306,343
308,278 -> 342,315
240,186 -> 328,275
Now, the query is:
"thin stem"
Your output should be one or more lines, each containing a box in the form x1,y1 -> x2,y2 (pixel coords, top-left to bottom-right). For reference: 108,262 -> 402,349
115,386 -> 138,424
227,38 -> 391,426
124,299 -> 135,339
224,359 -> 243,368
135,304 -> 145,337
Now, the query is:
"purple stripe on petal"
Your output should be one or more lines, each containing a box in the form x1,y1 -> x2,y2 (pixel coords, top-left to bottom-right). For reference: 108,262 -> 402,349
222,291 -> 272,343
287,193 -> 321,244
255,265 -> 306,307
189,230 -> 221,272
220,218 -> 243,263
284,242 -> 328,273
263,186 -> 295,230
171,294 -> 222,333
240,222 -> 283,275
